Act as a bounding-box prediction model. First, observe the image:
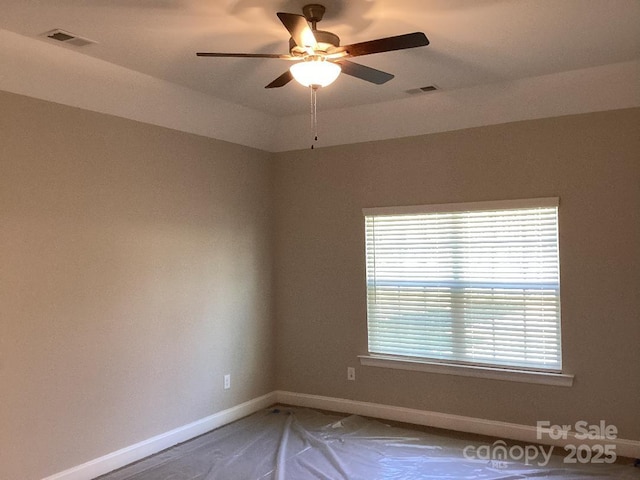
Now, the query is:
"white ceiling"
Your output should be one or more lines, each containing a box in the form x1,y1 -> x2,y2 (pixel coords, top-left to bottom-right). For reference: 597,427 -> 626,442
1,0 -> 639,151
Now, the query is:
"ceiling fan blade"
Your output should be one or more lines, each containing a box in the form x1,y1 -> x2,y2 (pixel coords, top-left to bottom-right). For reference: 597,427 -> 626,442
196,52 -> 292,59
265,70 -> 294,89
331,32 -> 429,58
277,12 -> 318,49
336,60 -> 394,85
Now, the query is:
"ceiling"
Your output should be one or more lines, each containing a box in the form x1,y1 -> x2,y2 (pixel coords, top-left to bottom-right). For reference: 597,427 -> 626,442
0,0 -> 639,150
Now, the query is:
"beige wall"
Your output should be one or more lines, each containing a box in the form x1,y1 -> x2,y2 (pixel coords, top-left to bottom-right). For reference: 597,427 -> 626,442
0,91 -> 275,480
274,109 -> 640,440
2,89 -> 638,480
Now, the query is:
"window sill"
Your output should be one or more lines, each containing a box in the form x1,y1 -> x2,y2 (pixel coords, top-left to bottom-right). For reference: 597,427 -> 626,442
358,354 -> 574,387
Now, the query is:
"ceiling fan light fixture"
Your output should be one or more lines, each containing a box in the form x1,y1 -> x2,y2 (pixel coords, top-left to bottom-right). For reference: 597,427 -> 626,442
290,57 -> 341,88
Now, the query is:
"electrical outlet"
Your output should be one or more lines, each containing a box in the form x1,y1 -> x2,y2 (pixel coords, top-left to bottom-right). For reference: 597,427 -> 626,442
347,367 -> 355,381
224,374 -> 231,390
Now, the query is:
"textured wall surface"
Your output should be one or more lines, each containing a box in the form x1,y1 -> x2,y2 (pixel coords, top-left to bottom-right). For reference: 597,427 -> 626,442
2,89 -> 638,480
274,108 -> 640,440
0,91 -> 275,480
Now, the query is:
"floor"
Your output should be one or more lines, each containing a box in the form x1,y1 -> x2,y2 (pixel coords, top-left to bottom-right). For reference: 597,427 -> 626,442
97,406 -> 639,479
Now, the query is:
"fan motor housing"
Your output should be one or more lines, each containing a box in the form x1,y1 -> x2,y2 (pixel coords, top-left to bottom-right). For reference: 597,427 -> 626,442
289,30 -> 340,56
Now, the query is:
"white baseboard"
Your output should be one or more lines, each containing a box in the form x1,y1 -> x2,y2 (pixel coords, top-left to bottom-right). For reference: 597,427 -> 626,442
42,389 -> 639,480
42,392 -> 277,480
275,390 -> 640,459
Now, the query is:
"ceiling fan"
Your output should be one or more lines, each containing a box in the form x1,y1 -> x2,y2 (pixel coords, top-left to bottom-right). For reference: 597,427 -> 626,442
196,3 -> 430,89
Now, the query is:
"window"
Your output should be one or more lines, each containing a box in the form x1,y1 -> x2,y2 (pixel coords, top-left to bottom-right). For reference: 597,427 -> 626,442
364,198 -> 561,373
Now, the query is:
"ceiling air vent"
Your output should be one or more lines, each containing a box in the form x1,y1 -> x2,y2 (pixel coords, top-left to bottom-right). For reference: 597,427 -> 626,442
41,29 -> 96,47
406,85 -> 439,94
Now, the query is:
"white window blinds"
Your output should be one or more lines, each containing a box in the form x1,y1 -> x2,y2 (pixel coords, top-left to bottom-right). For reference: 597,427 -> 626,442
364,198 -> 561,372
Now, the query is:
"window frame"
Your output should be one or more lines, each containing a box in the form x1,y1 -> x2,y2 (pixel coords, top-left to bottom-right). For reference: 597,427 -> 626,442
362,197 -> 573,386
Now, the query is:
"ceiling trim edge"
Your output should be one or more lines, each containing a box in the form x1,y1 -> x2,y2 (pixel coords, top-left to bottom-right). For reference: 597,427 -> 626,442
1,28 -> 638,154
273,59 -> 640,152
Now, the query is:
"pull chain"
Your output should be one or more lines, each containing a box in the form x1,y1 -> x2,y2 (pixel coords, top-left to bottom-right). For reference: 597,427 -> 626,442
310,85 -> 319,149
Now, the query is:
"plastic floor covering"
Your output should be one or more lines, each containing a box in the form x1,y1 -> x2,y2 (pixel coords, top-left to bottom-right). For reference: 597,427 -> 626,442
97,407 -> 639,480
